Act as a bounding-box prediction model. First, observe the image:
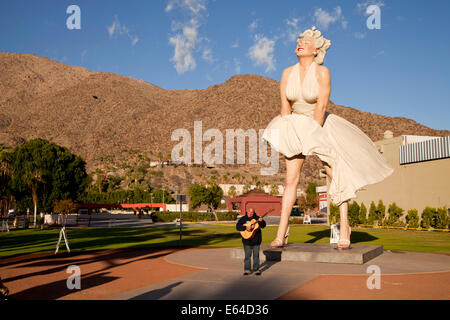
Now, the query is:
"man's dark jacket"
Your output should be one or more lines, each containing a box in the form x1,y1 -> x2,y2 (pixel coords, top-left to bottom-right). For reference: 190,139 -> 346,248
236,213 -> 266,246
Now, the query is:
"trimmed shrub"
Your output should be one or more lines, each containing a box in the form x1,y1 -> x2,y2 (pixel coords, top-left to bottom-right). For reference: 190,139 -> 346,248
348,201 -> 360,227
436,207 -> 449,229
289,217 -> 304,224
359,202 -> 367,224
151,211 -> 238,223
376,200 -> 386,226
328,202 -> 340,225
421,206 -> 436,229
406,209 -> 420,229
367,201 -> 377,225
384,202 -> 406,227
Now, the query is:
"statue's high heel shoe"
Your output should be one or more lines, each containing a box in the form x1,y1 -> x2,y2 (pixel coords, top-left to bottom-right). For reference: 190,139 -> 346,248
336,239 -> 352,250
284,226 -> 290,245
270,226 -> 290,248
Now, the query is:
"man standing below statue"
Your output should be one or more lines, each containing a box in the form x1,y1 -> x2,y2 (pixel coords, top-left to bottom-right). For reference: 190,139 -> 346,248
236,207 -> 266,275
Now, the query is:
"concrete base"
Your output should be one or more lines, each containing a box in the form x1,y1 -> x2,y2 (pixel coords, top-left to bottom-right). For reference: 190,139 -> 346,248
231,243 -> 383,265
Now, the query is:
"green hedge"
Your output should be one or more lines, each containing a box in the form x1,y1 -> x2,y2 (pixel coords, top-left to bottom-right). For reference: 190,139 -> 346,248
329,200 -> 448,231
150,211 -> 238,222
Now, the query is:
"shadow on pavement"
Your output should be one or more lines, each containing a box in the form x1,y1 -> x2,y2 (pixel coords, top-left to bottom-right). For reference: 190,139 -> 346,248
130,281 -> 183,300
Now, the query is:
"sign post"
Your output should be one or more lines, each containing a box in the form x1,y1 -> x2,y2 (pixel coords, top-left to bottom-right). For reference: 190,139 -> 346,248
176,195 -> 186,246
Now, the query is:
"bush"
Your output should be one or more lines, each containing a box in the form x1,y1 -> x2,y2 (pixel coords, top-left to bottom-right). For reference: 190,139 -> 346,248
151,211 -> 238,223
421,206 -> 436,229
328,202 -> 340,224
436,207 -> 449,229
384,202 -> 406,227
376,200 -> 386,226
348,201 -> 360,227
359,202 -> 367,225
289,217 -> 304,224
367,201 -> 377,225
406,209 -> 420,229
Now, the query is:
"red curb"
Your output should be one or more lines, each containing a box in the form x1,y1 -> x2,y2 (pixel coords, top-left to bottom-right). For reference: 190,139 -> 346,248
0,248 -> 205,300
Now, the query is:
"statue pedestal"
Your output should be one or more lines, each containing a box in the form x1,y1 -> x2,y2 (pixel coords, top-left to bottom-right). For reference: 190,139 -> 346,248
231,243 -> 383,265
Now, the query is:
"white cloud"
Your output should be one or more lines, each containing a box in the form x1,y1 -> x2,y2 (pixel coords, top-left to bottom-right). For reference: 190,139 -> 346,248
374,50 -> 384,57
230,39 -> 239,48
234,58 -> 241,74
166,0 -> 207,15
314,6 -> 347,30
285,17 -> 303,42
354,32 -> 366,39
248,34 -> 276,73
249,19 -> 258,32
166,0 -> 209,74
107,14 -> 139,46
202,48 -> 214,63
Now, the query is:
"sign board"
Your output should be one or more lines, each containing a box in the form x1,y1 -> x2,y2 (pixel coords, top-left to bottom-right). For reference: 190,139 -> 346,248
176,195 -> 186,203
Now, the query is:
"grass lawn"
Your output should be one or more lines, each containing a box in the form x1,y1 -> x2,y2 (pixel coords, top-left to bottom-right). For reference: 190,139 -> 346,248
0,224 -> 449,257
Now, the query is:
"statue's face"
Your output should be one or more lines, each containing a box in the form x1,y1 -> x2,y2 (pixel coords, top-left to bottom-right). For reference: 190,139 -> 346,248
296,36 -> 317,58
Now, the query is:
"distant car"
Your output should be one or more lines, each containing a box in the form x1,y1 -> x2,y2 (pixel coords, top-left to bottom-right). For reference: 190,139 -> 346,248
290,207 -> 301,216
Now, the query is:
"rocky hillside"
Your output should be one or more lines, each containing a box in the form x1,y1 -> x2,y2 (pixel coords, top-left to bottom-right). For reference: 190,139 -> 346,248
1,51 -> 448,193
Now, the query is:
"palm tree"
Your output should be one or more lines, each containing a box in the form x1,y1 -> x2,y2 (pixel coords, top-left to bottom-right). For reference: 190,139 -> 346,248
228,185 -> 237,198
157,152 -> 163,167
270,184 -> 279,196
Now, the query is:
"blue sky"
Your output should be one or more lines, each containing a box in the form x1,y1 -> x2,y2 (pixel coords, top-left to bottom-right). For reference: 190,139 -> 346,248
0,0 -> 449,130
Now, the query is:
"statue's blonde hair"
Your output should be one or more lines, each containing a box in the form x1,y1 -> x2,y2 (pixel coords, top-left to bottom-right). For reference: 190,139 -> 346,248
298,26 -> 331,65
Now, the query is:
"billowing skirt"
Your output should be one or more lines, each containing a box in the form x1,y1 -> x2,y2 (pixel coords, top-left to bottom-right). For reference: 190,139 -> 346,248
262,112 -> 394,206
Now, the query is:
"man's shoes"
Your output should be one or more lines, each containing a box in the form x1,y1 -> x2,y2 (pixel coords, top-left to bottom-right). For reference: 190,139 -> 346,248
254,270 -> 261,275
243,270 -> 251,275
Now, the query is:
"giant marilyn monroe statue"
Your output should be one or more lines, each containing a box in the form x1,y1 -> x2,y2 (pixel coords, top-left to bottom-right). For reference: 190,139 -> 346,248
262,26 -> 394,249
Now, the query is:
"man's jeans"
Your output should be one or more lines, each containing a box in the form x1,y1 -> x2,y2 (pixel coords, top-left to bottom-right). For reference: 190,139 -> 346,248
243,244 -> 260,272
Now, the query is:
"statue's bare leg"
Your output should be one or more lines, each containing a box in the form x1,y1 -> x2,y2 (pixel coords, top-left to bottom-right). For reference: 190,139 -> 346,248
271,153 -> 306,247
321,160 -> 350,244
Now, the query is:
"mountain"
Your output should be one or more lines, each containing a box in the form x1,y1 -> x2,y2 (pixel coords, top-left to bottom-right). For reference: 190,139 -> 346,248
1,51 -> 448,192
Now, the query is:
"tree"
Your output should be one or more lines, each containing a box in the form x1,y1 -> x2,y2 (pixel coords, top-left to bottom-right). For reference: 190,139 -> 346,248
270,184 -> 279,196
188,182 -> 224,221
359,202 -> 367,225
406,209 -> 420,229
305,193 -> 318,214
233,173 -> 241,183
348,201 -> 360,227
328,202 -> 340,224
243,183 -> 251,194
152,188 -> 175,204
384,202 -> 405,227
228,185 -> 237,198
376,200 -> 386,226
222,174 -> 229,183
306,182 -> 317,195
157,152 -> 163,167
53,199 -> 78,226
0,145 -> 13,217
367,201 -> 377,225
10,138 -> 89,227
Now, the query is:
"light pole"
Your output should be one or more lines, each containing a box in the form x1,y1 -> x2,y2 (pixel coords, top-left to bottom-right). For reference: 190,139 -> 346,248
176,194 -> 186,246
